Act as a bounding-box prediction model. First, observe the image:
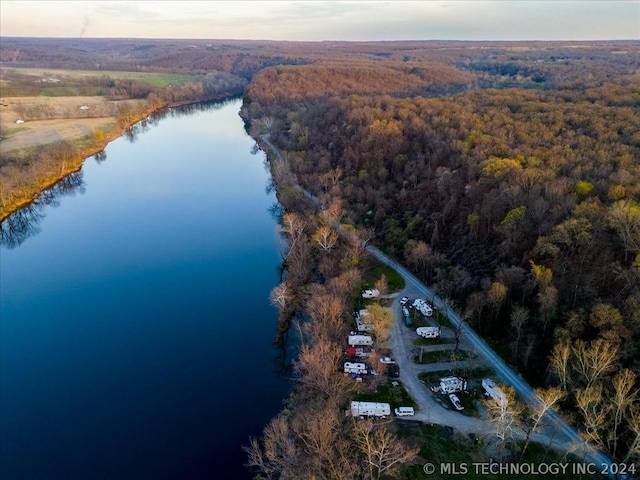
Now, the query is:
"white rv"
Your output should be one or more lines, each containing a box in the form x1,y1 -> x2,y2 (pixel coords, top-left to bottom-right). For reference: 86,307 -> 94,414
412,299 -> 433,316
348,334 -> 374,346
344,362 -> 368,374
362,289 -> 380,299
350,401 -> 391,418
482,378 -> 508,405
435,376 -> 467,394
416,326 -> 441,338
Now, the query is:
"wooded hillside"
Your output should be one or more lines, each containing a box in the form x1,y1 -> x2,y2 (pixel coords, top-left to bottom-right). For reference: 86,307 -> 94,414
242,40 -> 640,466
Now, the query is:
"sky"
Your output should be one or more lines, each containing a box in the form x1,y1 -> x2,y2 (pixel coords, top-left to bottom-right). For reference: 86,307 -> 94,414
1,1 -> 638,41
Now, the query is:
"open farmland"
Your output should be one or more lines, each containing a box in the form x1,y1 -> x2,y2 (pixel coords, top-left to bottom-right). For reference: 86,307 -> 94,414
0,95 -> 149,154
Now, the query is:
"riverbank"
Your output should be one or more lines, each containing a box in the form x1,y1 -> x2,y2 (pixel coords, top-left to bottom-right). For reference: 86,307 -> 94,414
0,92 -> 238,222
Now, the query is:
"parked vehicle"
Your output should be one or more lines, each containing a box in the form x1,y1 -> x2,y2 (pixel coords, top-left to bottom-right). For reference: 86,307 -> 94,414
344,362 -> 368,374
355,318 -> 375,332
416,326 -> 441,338
412,298 -> 433,316
385,365 -> 400,378
351,401 -> 390,418
402,307 -> 410,317
404,315 -> 412,326
400,296 -> 409,306
362,289 -> 380,299
449,394 -> 464,411
394,406 -> 415,416
346,346 -> 373,358
379,356 -> 395,364
348,334 -> 374,346
482,378 -> 508,406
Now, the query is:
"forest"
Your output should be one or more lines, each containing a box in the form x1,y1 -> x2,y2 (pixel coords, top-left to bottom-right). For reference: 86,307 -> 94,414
241,40 -> 640,472
2,37 -> 639,476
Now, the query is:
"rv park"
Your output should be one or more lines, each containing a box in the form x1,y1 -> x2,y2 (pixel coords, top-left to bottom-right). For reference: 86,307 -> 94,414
261,134 -> 619,476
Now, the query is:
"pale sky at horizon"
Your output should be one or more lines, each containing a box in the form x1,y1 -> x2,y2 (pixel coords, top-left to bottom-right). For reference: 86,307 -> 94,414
1,1 -> 638,42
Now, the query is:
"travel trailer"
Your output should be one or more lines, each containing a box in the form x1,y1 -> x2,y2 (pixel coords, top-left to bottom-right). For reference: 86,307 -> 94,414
344,362 -> 368,374
482,378 -> 508,405
348,334 -> 374,346
350,401 -> 391,418
362,289 -> 380,299
416,326 -> 441,338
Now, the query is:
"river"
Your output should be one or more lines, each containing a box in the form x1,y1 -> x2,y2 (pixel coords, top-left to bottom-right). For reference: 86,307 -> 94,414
0,98 -> 291,480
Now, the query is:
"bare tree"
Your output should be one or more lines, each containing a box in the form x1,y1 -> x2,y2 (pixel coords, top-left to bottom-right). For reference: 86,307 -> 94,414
280,212 -> 306,256
519,387 -> 566,461
245,414 -> 301,480
270,282 -> 291,310
549,341 -> 571,391
571,338 -> 618,389
576,385 -> 609,449
312,225 -> 339,252
484,385 -> 522,461
294,339 -> 354,403
510,305 -> 529,358
350,419 -> 419,480
609,368 -> 639,457
374,274 -> 388,299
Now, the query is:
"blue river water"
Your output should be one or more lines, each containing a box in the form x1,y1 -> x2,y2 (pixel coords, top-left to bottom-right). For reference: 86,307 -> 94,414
0,99 -> 291,480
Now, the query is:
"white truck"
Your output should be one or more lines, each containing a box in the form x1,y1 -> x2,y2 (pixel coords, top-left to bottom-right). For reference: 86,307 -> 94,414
482,378 -> 508,406
433,376 -> 467,394
344,362 -> 368,374
348,334 -> 374,346
350,401 -> 391,418
416,326 -> 441,338
362,289 -> 380,299
412,298 -> 433,316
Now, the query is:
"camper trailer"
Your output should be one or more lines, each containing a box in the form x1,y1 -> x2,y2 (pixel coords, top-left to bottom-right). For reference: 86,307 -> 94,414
354,309 -> 375,332
434,376 -> 467,394
348,334 -> 374,346
346,346 -> 372,359
416,326 -> 441,338
350,401 -> 391,418
412,299 -> 433,316
362,289 -> 380,299
482,378 -> 508,405
355,318 -> 375,332
344,362 -> 368,374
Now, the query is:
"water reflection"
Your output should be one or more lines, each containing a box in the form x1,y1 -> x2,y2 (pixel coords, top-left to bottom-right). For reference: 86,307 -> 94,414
0,171 -> 85,249
1,97 -> 242,249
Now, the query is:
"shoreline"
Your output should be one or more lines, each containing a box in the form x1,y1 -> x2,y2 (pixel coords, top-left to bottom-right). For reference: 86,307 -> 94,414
0,93 -> 238,222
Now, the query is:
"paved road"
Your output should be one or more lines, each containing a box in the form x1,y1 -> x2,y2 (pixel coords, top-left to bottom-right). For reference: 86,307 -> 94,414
259,133 -> 620,477
367,244 -> 618,474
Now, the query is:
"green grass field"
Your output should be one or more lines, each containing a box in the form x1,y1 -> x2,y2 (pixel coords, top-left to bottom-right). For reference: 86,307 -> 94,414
3,68 -> 195,88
